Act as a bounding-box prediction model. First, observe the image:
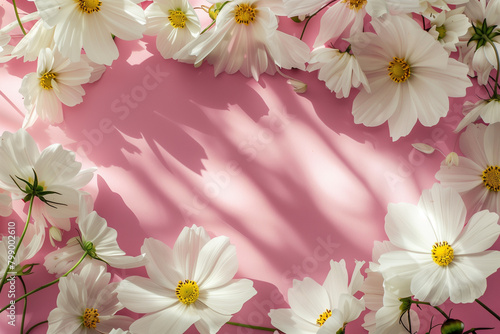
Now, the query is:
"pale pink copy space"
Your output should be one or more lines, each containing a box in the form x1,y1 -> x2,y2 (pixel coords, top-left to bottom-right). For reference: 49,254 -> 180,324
0,0 -> 499,333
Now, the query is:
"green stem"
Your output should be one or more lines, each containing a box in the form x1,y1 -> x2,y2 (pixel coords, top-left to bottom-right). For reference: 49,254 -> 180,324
300,0 -> 336,40
11,0 -> 27,35
476,299 -> 500,322
19,276 -> 27,334
411,300 -> 450,320
488,40 -> 500,98
0,197 -> 34,293
25,320 -> 48,334
0,252 -> 88,314
200,1 -> 230,34
226,321 -> 278,332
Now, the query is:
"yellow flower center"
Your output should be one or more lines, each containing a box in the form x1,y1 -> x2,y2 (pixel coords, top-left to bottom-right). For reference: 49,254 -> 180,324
76,0 -> 102,14
40,72 -> 56,90
388,57 -> 411,83
316,309 -> 332,327
436,25 -> 447,40
234,3 -> 257,25
168,10 -> 187,28
341,0 -> 367,11
432,241 -> 454,266
82,308 -> 100,328
482,166 -> 500,192
176,280 -> 199,305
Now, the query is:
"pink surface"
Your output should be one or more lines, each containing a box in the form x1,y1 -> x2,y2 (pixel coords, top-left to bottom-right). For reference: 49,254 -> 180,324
1,1 -> 499,333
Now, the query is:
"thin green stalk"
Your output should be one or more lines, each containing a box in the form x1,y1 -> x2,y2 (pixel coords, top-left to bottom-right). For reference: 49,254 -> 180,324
226,321 -> 278,332
11,0 -> 27,35
476,299 -> 500,322
488,40 -> 500,98
19,276 -> 27,334
411,300 -> 450,320
200,1 -> 230,34
0,252 -> 88,314
25,320 -> 48,334
0,197 -> 34,293
300,0 -> 336,40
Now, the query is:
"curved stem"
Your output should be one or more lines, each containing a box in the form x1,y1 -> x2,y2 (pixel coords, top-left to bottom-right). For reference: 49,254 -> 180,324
200,1 -> 230,34
411,300 -> 450,320
0,252 -> 88,314
226,321 -> 279,332
0,197 -> 34,293
300,0 -> 336,40
19,276 -> 27,334
11,0 -> 27,35
476,299 -> 500,322
25,320 -> 48,334
488,40 -> 500,98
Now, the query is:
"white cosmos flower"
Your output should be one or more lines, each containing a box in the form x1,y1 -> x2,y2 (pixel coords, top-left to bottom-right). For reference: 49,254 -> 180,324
0,129 -> 95,235
144,0 -> 200,59
455,99 -> 500,132
0,231 -> 44,274
34,0 -> 146,65
12,18 -> 56,62
175,0 -> 310,81
47,263 -> 134,334
307,47 -> 369,98
269,259 -> 365,334
365,0 -> 420,18
436,123 -> 500,214
378,183 -> 500,306
44,210 -> 146,276
19,48 -> 92,128
428,7 -> 470,53
117,225 -> 257,334
349,14 -> 471,141
419,0 -> 470,18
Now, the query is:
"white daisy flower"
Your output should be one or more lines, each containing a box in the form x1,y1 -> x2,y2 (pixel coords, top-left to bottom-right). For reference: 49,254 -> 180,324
175,0 -> 310,81
0,129 -> 96,234
12,18 -> 56,62
47,263 -> 134,334
117,225 -> 257,334
269,259 -> 365,334
144,0 -> 200,59
436,123 -> 500,214
34,0 -> 146,65
428,7 -> 471,53
349,14 -> 471,141
419,0 -> 470,18
44,210 -> 146,276
19,48 -> 92,128
378,183 -> 500,306
307,47 -> 369,98
455,99 -> 500,132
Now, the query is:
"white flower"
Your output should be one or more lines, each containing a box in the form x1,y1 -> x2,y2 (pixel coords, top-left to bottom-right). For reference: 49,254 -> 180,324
314,0 -> 367,48
19,48 -> 92,128
287,78 -> 308,93
428,7 -> 471,53
307,47 -> 369,98
34,0 -> 146,65
144,0 -> 200,59
436,123 -> 500,213
419,0 -> 470,18
47,263 -> 133,334
117,225 -> 257,334
269,259 -> 365,334
175,0 -> 310,81
12,18 -> 56,62
0,231 -> 44,274
283,0 -> 329,18
445,152 -> 459,167
0,129 -> 95,234
349,14 -> 471,141
365,0 -> 419,18
378,183 -> 500,306
44,210 -> 146,276
455,99 -> 500,133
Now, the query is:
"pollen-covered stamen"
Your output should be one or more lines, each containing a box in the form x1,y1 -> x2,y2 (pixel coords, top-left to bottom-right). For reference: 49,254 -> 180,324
482,166 -> 500,192
432,241 -> 454,266
342,0 -> 367,11
234,3 -> 257,25
176,279 -> 200,305
40,72 -> 56,90
388,57 -> 411,83
82,308 -> 100,328
77,0 -> 102,14
168,10 -> 187,28
316,309 -> 332,327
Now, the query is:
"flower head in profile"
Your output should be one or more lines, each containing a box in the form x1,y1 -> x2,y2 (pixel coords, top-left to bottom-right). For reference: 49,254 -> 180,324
117,225 -> 257,334
378,183 -> 500,306
269,259 -> 365,334
0,231 -> 44,276
34,0 -> 146,65
428,7 -> 470,53
455,99 -> 500,132
12,18 -> 56,62
307,47 -> 369,98
47,263 -> 133,334
44,210 -> 146,276
0,129 -> 95,234
144,0 -> 200,59
175,0 -> 310,81
19,48 -> 92,128
436,123 -> 500,213
349,14 -> 471,140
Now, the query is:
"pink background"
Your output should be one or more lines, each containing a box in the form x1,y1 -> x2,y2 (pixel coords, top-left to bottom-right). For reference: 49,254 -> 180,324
1,0 -> 500,333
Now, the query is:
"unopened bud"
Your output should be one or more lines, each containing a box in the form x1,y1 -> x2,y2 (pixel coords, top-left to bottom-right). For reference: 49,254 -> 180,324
440,319 -> 464,334
445,152 -> 459,167
287,78 -> 307,93
49,226 -> 62,247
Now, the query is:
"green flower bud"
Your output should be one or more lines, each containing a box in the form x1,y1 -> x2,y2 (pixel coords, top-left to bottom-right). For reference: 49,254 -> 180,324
441,319 -> 464,334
